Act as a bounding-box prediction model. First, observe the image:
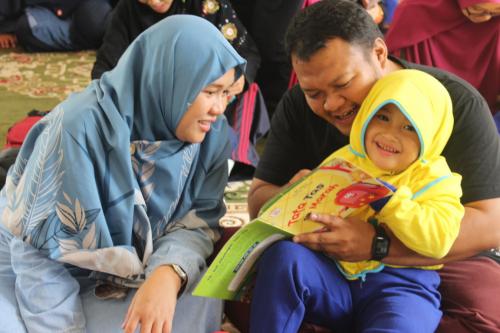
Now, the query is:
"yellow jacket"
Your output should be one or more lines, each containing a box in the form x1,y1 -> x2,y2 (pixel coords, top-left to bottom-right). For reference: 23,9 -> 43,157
322,69 -> 464,279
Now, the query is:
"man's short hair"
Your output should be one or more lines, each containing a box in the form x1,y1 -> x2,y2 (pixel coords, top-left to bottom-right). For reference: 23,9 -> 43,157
285,0 -> 383,61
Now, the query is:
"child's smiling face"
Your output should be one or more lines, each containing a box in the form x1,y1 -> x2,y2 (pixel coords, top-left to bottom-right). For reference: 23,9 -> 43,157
364,103 -> 420,174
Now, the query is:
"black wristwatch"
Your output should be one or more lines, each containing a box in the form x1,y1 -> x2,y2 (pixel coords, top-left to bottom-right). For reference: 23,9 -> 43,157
369,217 -> 390,261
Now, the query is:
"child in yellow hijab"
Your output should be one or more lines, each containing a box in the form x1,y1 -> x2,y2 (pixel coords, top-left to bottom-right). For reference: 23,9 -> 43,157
323,68 -> 464,278
250,69 -> 464,333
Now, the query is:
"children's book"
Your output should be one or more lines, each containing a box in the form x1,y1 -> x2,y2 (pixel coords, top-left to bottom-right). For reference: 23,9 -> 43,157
193,157 -> 392,300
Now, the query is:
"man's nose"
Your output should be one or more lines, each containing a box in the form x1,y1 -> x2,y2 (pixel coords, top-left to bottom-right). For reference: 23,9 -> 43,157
323,93 -> 346,113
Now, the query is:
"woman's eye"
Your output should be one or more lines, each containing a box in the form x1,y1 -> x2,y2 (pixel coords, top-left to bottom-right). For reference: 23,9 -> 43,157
306,92 -> 320,100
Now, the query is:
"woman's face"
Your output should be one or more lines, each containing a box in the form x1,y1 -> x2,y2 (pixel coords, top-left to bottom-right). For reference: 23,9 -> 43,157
138,0 -> 173,14
175,68 -> 236,143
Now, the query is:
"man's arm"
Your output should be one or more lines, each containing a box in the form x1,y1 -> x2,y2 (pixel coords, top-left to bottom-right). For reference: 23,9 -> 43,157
385,198 -> 500,265
294,197 -> 500,265
248,169 -> 312,219
248,178 -> 282,219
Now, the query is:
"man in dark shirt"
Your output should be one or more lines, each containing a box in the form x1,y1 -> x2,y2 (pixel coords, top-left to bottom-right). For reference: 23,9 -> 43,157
248,0 -> 500,331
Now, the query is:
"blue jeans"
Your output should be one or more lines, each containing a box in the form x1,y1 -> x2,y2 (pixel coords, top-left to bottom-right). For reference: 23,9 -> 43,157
250,241 -> 442,333
16,1 -> 112,51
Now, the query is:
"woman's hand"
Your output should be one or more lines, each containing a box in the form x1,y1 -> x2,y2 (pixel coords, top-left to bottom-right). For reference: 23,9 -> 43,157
462,3 -> 500,23
122,265 -> 182,333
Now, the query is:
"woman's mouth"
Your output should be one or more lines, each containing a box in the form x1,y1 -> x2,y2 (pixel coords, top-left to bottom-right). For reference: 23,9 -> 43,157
198,120 -> 212,132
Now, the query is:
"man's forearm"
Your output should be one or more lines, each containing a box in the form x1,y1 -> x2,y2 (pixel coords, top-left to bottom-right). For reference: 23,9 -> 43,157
247,178 -> 283,219
383,199 -> 500,266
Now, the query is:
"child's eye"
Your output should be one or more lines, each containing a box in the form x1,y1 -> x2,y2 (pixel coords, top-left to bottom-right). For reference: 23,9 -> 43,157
403,124 -> 416,132
204,90 -> 216,96
375,114 -> 389,121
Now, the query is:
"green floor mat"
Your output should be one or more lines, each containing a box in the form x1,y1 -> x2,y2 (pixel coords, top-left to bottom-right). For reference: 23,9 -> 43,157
0,49 -> 95,145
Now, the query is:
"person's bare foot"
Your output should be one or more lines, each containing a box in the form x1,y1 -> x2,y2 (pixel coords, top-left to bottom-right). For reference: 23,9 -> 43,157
0,33 -> 17,48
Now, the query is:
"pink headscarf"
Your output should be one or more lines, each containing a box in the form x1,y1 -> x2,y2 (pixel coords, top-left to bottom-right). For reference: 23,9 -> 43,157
386,0 -> 500,113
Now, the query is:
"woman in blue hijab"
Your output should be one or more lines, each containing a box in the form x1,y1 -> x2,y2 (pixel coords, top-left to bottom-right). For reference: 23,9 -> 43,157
0,14 -> 245,332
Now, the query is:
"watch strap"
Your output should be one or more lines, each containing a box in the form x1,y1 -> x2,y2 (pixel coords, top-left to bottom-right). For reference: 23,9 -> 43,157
369,217 -> 390,261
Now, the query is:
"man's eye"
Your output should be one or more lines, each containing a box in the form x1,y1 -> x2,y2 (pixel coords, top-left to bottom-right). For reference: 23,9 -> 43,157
335,81 -> 350,89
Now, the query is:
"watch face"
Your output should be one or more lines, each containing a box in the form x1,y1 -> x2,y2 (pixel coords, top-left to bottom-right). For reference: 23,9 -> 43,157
374,236 -> 389,255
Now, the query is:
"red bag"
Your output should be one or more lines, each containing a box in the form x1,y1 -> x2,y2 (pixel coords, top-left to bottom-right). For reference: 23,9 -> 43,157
5,110 -> 49,148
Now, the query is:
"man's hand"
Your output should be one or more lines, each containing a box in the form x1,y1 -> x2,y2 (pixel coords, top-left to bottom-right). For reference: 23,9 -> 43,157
122,265 -> 181,333
0,34 -> 17,49
293,213 -> 374,262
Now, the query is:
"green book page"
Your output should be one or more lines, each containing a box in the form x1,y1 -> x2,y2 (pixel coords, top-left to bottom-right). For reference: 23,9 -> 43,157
193,157 -> 392,300
193,221 -> 291,300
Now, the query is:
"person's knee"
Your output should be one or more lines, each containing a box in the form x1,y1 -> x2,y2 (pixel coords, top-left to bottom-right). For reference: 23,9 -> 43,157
259,241 -> 306,269
14,15 -> 32,50
14,14 -> 53,52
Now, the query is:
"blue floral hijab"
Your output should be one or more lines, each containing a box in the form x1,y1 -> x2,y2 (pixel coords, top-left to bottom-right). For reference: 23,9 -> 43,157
0,15 -> 246,281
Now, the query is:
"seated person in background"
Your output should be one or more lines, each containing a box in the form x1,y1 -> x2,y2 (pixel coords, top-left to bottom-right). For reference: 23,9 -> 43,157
0,0 -> 114,51
251,69 -> 464,332
0,15 -> 245,333
0,1 -> 21,48
248,1 -> 500,332
91,0 -> 259,85
385,0 -> 500,114
92,0 -> 268,177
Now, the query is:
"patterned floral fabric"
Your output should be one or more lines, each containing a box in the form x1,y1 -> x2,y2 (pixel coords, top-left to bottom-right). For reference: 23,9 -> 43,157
0,15 -> 245,285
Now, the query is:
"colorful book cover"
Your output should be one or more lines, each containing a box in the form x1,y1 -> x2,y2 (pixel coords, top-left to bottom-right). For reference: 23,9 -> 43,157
193,157 -> 392,300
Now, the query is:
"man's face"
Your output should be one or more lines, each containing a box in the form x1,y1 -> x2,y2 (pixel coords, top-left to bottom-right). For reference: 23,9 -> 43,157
292,38 -> 386,136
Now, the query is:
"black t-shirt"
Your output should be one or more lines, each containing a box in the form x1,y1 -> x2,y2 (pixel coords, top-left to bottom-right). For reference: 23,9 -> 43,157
255,57 -> 500,204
